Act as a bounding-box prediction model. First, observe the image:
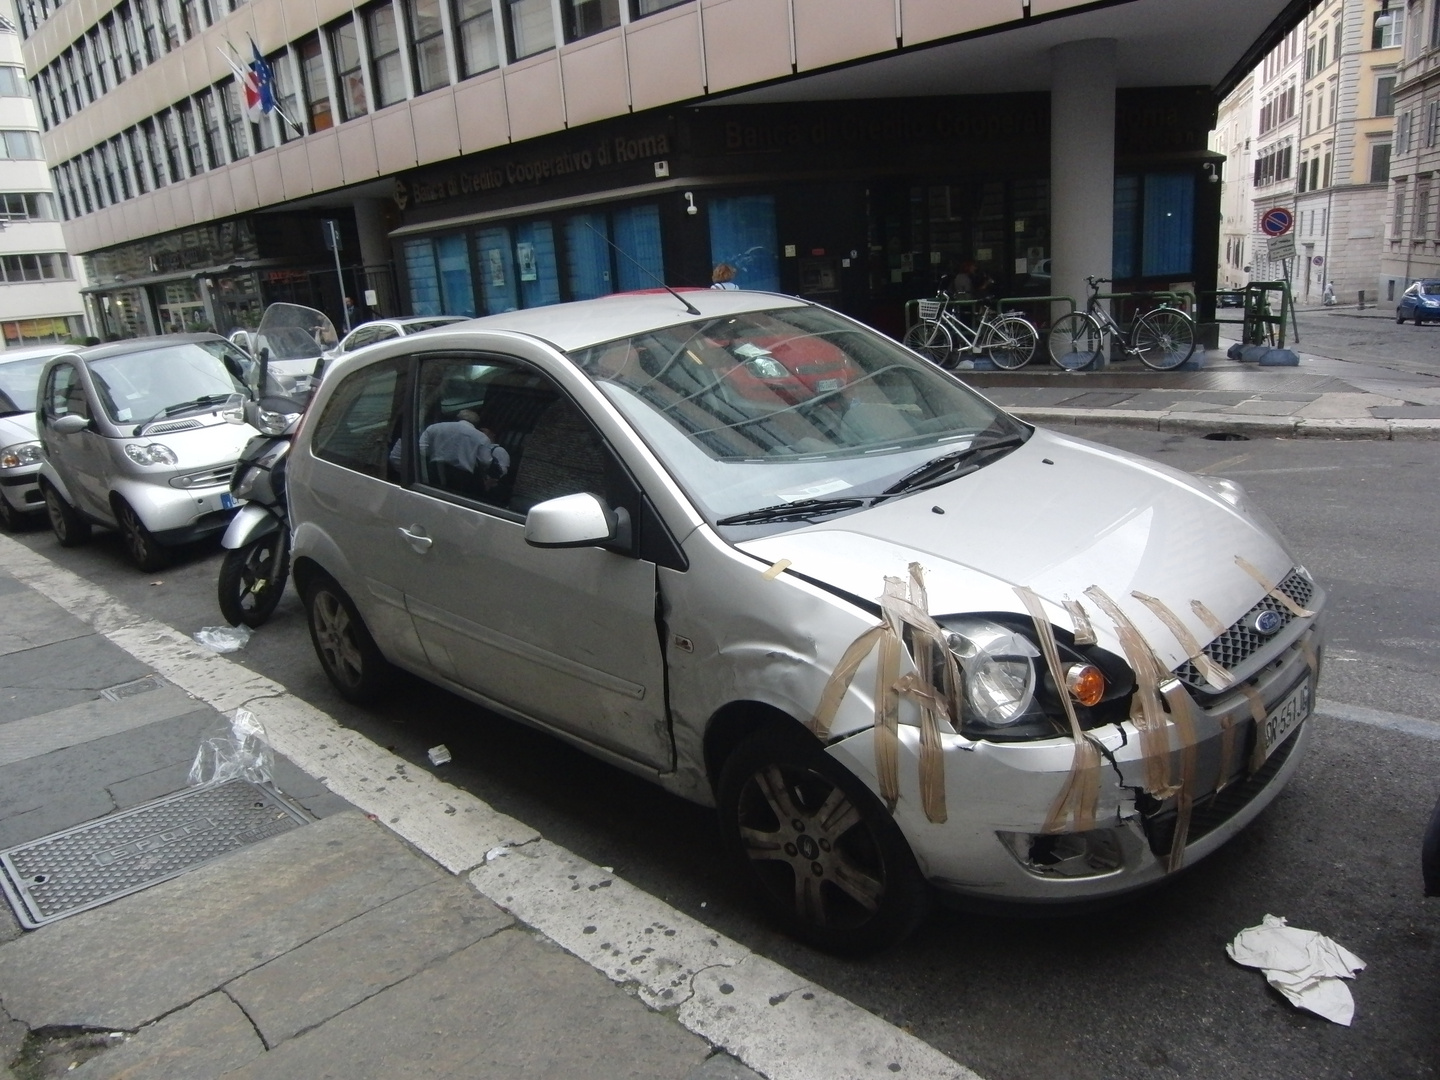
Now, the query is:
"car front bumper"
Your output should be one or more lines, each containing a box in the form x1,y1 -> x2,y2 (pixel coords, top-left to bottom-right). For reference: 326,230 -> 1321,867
0,468 -> 42,515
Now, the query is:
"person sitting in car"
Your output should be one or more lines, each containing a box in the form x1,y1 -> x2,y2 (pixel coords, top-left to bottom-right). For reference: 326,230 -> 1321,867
420,408 -> 510,483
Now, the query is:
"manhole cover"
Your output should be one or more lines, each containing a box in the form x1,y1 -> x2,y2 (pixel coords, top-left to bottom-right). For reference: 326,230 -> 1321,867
100,674 -> 167,701
0,780 -> 309,928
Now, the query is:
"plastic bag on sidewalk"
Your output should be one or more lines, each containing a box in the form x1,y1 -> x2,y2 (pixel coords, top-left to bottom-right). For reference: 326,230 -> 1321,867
188,708 -> 274,785
194,624 -> 253,653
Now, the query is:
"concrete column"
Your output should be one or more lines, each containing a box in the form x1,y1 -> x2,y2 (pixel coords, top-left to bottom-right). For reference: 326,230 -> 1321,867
1050,39 -> 1117,324
352,197 -> 396,316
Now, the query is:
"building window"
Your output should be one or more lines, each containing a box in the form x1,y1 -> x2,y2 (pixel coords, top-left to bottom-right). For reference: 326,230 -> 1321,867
1394,181 -> 1407,236
1372,142 -> 1392,184
124,127 -> 149,193
97,142 -> 120,202
159,109 -> 185,179
0,192 -> 57,221
141,117 -> 167,186
177,100 -> 205,172
367,3 -> 407,108
0,65 -> 29,97
1377,75 -> 1397,117
137,0 -> 162,63
563,0 -> 618,42
219,79 -> 249,159
1398,110 -> 1414,155
1309,157 -> 1320,191
331,18 -> 369,120
88,30 -> 110,94
298,36 -> 333,132
118,2 -> 144,72
408,0 -> 449,93
101,17 -> 128,84
1373,7 -> 1404,49
198,88 -> 224,165
1417,180 -> 1430,238
506,0 -> 555,59
2,317 -> 85,346
0,253 -> 73,283
108,137 -> 132,200
634,0 -> 688,17
0,130 -> 43,159
454,0 -> 498,77
270,50 -> 302,142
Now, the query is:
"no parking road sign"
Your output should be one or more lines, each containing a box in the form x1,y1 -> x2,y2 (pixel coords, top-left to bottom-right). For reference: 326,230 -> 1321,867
1260,207 -> 1294,237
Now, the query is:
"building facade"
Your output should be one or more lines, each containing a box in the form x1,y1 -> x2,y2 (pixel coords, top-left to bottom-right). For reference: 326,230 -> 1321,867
0,0 -> 86,347
1380,0 -> 1440,297
17,0 -> 1308,342
1214,71 -> 1254,293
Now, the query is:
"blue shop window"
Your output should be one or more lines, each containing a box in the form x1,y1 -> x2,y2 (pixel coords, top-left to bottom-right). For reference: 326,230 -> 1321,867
405,239 -> 442,316
1141,174 -> 1194,277
516,220 -> 561,309
476,225 -> 517,314
708,195 -> 779,291
565,212 -> 612,300
1113,177 -> 1138,280
437,234 -> 476,316
612,204 -> 663,291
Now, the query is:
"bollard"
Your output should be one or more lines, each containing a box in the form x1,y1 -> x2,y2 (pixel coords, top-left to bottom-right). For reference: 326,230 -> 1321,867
1358,290 -> 1366,310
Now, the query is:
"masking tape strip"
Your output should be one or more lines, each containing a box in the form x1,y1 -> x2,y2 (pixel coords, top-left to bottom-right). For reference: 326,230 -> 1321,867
1085,587 -> 1176,799
1132,591 -> 1233,690
874,604 -> 903,811
1160,681 -> 1200,873
761,558 -> 792,580
1216,714 -> 1236,794
1240,683 -> 1268,772
1235,556 -> 1314,618
1016,586 -> 1099,834
899,565 -> 948,823
1063,598 -> 1097,646
810,625 -> 885,740
1190,599 -> 1229,641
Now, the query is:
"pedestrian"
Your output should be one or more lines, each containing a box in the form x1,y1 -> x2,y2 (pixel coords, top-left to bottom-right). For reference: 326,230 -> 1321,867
1323,281 -> 1336,306
951,260 -> 976,299
711,263 -> 739,290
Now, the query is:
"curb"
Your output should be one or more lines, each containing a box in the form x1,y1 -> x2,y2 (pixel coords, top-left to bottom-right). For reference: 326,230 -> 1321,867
1007,407 -> 1440,440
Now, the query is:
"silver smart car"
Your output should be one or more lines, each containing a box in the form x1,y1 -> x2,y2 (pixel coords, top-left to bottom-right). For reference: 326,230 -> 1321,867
37,335 -> 257,570
0,344 -> 72,530
288,291 -> 1324,951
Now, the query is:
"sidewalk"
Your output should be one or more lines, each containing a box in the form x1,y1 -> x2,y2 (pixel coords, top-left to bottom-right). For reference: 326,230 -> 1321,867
967,339 -> 1440,439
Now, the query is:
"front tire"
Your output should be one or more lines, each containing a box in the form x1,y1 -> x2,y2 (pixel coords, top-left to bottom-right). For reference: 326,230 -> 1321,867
43,482 -> 91,547
717,726 -> 929,953
1047,312 -> 1103,370
1131,308 -> 1196,370
114,496 -> 169,572
901,320 -> 953,367
0,491 -> 28,532
218,529 -> 290,628
303,575 -> 394,703
982,316 -> 1039,370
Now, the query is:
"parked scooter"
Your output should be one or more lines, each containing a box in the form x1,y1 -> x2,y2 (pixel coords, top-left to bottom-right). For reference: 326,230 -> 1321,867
217,303 -> 333,627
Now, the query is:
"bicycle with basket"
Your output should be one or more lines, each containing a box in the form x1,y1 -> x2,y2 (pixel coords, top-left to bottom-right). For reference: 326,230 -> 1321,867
1047,276 -> 1197,371
902,292 -> 1040,371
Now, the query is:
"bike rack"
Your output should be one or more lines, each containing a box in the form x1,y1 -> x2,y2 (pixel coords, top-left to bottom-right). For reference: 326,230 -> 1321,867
904,294 -> 1075,333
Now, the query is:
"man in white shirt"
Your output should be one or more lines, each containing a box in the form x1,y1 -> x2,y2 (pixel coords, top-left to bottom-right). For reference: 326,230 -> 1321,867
419,409 -> 511,483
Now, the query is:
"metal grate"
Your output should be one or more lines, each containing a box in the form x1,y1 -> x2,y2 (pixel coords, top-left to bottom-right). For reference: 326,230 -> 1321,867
100,674 -> 166,702
1174,570 -> 1315,689
142,418 -> 204,435
0,780 -> 309,928
170,465 -> 235,489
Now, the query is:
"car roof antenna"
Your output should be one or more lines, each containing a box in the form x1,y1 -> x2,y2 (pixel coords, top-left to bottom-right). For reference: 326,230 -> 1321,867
584,222 -> 700,316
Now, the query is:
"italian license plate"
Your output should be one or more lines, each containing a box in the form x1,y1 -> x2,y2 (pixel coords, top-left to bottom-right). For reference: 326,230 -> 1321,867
1260,678 -> 1312,761
220,493 -> 236,510
816,378 -> 842,392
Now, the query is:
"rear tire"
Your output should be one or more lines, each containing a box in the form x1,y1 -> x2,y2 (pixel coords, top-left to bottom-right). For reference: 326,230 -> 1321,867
1047,312 -> 1103,370
901,320 -> 953,367
1131,308 -> 1196,371
717,725 -> 929,953
43,482 -> 91,547
114,496 -> 170,572
982,316 -> 1039,370
303,574 -> 394,703
218,529 -> 290,628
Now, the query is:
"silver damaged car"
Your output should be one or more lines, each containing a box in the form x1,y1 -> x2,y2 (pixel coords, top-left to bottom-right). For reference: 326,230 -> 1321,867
287,290 -> 1324,952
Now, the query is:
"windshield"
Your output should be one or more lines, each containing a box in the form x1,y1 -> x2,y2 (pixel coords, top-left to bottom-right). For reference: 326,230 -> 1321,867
87,341 -> 250,425
0,354 -> 53,416
570,306 -> 1026,525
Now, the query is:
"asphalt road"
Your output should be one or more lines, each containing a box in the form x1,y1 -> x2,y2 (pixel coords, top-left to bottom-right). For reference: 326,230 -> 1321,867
6,428 -> 1439,1080
1290,306 -> 1440,397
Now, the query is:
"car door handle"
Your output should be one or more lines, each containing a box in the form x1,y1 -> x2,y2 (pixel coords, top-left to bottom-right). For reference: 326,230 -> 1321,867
398,525 -> 432,553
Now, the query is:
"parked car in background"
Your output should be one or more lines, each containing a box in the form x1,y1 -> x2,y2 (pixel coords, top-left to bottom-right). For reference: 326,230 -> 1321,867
0,344 -> 73,530
288,289 -> 1324,952
1396,279 -> 1440,324
36,335 -> 257,570
328,316 -> 469,360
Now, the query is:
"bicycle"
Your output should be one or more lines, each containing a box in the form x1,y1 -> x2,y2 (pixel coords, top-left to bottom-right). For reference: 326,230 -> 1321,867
902,293 -> 1039,371
1047,276 -> 1196,371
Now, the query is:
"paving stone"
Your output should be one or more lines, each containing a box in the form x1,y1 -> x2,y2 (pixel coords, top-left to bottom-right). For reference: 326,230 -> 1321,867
1229,399 -> 1306,416
1370,405 -> 1440,419
0,1002 -> 25,1072
0,589 -> 91,658
0,635 -> 153,726
0,575 -> 30,598
686,1053 -> 767,1080
70,993 -> 264,1080
227,877 -> 513,1048
220,928 -> 712,1080
0,812 -> 443,1031
0,684 -> 200,768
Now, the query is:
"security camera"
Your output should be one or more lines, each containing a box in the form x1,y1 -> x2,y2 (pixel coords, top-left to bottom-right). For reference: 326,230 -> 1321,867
684,192 -> 697,216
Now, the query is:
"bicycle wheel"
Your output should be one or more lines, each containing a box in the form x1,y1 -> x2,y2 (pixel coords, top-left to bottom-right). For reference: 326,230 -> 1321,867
902,320 -> 953,366
1131,308 -> 1196,370
982,316 -> 1039,370
1047,312 -> 1104,370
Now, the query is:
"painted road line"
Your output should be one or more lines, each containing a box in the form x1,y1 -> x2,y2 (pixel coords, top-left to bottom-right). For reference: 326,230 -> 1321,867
1315,699 -> 1440,740
0,535 -> 983,1080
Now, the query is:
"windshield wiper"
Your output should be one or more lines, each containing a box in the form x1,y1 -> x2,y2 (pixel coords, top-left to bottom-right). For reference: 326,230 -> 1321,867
882,433 -> 1027,495
716,496 -> 873,527
136,394 -> 236,432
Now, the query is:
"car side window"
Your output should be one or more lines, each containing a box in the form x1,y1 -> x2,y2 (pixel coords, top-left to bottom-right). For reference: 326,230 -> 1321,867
311,357 -> 406,481
44,364 -> 88,421
411,353 -> 613,515
372,326 -> 400,343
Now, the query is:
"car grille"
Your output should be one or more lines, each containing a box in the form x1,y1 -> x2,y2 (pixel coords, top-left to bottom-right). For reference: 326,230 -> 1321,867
1141,721 -> 1302,858
1173,570 -> 1315,689
143,418 -> 204,435
169,465 -> 234,489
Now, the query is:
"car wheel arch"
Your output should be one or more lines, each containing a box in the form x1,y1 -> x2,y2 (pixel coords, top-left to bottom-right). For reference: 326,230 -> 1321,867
703,700 -> 816,794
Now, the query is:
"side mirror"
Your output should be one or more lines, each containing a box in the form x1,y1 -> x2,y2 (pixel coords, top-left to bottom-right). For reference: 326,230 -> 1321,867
52,413 -> 90,434
524,492 -> 630,549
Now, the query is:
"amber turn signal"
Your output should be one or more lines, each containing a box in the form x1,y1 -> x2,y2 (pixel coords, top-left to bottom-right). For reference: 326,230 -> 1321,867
1065,663 -> 1106,707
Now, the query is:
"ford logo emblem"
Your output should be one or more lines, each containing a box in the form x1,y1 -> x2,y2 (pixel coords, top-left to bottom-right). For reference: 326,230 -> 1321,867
1249,609 -> 1284,636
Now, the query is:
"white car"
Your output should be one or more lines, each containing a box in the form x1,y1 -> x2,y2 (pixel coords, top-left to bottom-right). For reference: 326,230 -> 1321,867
0,344 -> 73,530
327,316 -> 468,359
287,289 -> 1323,951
